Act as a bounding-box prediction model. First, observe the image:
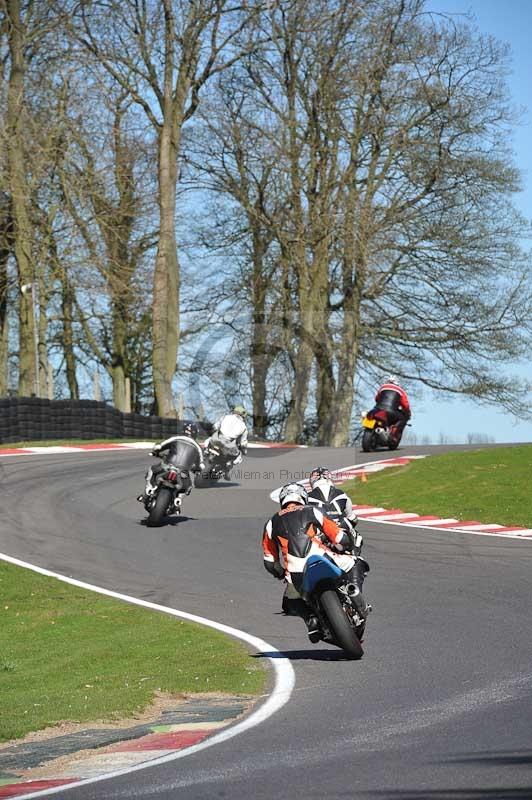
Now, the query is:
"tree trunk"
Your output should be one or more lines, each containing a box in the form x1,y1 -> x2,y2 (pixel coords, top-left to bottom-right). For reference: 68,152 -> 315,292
0,198 -> 12,397
5,0 -> 36,396
60,269 -> 79,400
37,267 -> 48,397
250,229 -> 270,437
152,121 -> 180,417
111,295 -> 129,411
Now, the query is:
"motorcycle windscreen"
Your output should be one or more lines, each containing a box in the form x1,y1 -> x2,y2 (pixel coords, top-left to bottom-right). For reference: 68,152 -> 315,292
165,440 -> 199,470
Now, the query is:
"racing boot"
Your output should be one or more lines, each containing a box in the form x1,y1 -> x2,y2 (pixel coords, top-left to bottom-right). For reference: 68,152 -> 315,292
137,488 -> 152,507
304,614 -> 321,643
282,597 -> 321,643
347,558 -> 371,618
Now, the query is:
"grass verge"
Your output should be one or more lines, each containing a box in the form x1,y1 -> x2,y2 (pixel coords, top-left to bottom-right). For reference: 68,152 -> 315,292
344,445 -> 532,528
0,561 -> 266,742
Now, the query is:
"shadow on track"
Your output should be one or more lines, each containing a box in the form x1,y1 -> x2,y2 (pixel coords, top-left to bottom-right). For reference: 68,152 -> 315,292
138,515 -> 195,527
369,751 -> 532,800
441,751 -> 532,767
252,649 -> 355,662
193,481 -> 239,489
369,789 -> 532,799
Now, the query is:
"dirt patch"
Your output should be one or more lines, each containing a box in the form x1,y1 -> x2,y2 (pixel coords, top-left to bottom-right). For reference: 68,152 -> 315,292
0,691 -> 246,749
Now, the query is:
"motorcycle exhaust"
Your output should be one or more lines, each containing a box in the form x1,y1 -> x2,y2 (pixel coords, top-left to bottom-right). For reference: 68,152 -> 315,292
345,583 -> 359,596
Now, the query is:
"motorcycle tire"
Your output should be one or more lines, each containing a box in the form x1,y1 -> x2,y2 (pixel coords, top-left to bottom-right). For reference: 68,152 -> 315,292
147,487 -> 173,527
319,589 -> 364,660
361,429 -> 376,453
194,472 -> 207,488
388,428 -> 401,450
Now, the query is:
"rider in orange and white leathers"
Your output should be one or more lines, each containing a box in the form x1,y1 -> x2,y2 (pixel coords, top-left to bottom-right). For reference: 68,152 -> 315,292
262,483 -> 369,639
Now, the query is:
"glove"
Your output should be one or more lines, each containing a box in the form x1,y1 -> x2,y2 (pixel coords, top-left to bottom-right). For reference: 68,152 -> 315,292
199,461 -> 205,472
150,448 -> 160,457
272,562 -> 285,580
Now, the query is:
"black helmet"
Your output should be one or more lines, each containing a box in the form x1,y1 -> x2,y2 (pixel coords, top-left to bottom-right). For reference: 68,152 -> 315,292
183,422 -> 198,439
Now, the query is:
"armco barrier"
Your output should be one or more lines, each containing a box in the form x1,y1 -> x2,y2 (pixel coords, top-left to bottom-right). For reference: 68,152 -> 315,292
0,398 -> 211,444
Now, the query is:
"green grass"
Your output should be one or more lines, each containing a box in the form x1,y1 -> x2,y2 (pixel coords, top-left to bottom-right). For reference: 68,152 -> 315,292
344,445 -> 532,528
0,562 -> 266,742
0,439 -> 151,448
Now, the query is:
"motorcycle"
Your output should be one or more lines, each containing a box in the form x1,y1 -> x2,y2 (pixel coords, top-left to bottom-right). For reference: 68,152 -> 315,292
301,554 -> 365,659
144,453 -> 189,526
203,441 -> 229,482
195,441 -> 236,486
360,407 -> 403,452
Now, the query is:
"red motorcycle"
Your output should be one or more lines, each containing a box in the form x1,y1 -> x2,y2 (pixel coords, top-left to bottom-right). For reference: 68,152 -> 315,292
360,408 -> 404,452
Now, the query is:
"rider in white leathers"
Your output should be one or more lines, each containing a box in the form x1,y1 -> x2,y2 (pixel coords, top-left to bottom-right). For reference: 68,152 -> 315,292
203,405 -> 249,479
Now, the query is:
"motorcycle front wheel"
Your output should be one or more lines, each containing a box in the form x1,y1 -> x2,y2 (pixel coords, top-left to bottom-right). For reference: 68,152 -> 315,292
319,589 -> 364,660
147,487 -> 173,527
361,429 -> 376,452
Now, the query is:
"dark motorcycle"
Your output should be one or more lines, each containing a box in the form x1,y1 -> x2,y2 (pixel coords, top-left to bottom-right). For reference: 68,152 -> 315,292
195,442 -> 233,485
301,554 -> 365,659
145,454 -> 189,527
360,407 -> 403,452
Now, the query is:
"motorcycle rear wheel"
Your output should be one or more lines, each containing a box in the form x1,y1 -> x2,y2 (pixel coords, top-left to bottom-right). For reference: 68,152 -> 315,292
361,429 -> 376,452
147,487 -> 173,527
319,589 -> 364,660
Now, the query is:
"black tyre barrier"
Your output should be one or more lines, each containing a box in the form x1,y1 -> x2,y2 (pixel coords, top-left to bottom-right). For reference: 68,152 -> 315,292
0,397 -> 209,445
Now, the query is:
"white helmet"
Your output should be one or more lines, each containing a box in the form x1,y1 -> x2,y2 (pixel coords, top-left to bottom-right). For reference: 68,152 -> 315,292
309,466 -> 334,488
279,483 -> 308,508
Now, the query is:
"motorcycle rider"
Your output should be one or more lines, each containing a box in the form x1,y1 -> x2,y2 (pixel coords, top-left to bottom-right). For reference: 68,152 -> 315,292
262,483 -> 370,643
203,405 -> 249,480
137,422 -> 205,512
307,467 -> 363,555
374,376 -> 411,442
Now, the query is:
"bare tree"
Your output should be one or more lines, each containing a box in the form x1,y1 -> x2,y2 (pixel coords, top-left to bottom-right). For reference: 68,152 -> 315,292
2,0 -> 70,397
74,0 -> 262,416
190,69 -> 294,436
59,86 -> 157,410
195,0 -> 531,444
0,192 -> 12,395
3,0 -> 37,395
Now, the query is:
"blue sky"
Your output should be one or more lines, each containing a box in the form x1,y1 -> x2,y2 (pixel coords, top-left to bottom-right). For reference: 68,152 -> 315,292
366,0 -> 532,445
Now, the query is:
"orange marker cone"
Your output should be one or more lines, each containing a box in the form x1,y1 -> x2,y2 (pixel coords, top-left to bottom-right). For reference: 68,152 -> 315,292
360,471 -> 367,482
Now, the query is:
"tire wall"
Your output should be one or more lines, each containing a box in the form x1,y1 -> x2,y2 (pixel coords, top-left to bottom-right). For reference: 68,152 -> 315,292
0,397 -> 212,444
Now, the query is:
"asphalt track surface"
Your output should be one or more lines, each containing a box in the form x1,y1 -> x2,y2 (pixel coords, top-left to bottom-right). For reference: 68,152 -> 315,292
1,444 -> 532,800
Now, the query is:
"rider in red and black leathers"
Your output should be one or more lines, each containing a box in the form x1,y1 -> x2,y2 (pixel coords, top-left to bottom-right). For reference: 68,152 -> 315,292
375,377 -> 411,441
262,484 -> 369,640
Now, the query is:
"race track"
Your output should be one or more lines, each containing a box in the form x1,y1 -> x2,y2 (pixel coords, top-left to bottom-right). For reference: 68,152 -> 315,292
1,444 -> 531,799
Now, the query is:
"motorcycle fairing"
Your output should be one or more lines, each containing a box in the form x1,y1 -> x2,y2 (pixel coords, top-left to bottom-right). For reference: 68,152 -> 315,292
302,554 -> 343,594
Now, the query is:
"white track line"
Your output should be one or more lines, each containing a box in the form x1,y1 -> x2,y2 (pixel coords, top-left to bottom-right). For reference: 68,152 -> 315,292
358,516 -> 532,540
0,441 -> 306,457
0,552 -> 295,800
269,455 -> 428,502
269,453 -> 531,542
